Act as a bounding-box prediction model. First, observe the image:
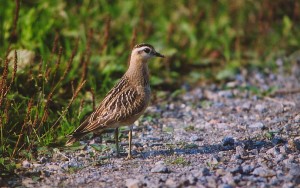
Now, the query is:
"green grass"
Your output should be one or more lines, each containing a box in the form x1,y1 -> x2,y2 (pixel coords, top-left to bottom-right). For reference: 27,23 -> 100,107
0,0 -> 300,167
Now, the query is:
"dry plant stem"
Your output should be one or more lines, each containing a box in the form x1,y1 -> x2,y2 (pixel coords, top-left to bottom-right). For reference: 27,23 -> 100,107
0,58 -> 9,108
9,0 -> 20,42
41,80 -> 86,138
4,50 -> 18,96
12,98 -> 33,157
100,16 -> 111,54
128,28 -> 137,66
51,46 -> 63,86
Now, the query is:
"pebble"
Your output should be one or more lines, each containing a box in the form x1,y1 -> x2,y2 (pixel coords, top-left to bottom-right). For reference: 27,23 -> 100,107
199,167 -> 210,176
219,184 -> 233,188
229,165 -> 242,174
255,104 -> 267,113
218,90 -> 233,98
272,137 -> 286,145
165,178 -> 177,187
151,161 -> 169,173
242,165 -> 254,174
190,135 -> 203,142
252,167 -> 276,177
22,160 -> 31,168
125,179 -> 141,188
235,145 -> 245,156
222,136 -> 235,146
249,122 -> 265,129
266,146 -> 280,156
241,102 -> 251,111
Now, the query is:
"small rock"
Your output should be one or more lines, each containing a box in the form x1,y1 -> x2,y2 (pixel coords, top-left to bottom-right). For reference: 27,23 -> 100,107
151,161 -> 169,173
199,167 -> 210,176
294,114 -> 300,122
221,173 -> 235,185
216,123 -> 228,129
209,156 -> 220,165
272,137 -> 286,145
206,176 -> 217,188
216,168 -> 226,176
47,164 -> 60,171
218,90 -> 233,98
165,178 -> 176,187
252,167 -> 276,177
288,164 -> 300,179
22,160 -> 31,168
249,122 -> 265,129
229,165 -> 243,174
125,179 -> 141,188
255,104 -> 267,113
279,145 -> 289,154
235,145 -> 245,156
39,157 -> 47,163
292,139 -> 300,150
266,147 -> 280,156
222,136 -> 235,146
242,165 -> 254,174
241,102 -> 251,111
22,178 -> 35,187
282,182 -> 295,188
186,175 -> 197,185
275,154 -> 285,163
219,184 -> 233,188
190,135 -> 203,142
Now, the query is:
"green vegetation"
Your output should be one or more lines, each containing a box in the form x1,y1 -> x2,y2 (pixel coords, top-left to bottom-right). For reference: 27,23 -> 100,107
0,0 -> 299,166
166,156 -> 191,166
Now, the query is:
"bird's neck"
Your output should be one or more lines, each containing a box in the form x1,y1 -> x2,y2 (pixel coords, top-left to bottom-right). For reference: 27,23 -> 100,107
126,58 -> 150,87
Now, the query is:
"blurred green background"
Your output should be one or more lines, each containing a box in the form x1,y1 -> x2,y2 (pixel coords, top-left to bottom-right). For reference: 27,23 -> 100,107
0,0 -> 299,159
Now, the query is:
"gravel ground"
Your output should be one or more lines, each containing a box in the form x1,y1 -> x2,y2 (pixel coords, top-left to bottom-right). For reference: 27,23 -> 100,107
1,69 -> 300,188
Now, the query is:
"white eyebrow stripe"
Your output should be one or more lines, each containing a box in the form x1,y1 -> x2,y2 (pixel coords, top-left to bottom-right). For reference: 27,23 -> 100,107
132,46 -> 151,53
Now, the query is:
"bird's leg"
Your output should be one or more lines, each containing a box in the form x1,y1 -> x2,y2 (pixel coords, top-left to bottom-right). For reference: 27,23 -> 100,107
115,128 -> 119,157
126,126 -> 133,160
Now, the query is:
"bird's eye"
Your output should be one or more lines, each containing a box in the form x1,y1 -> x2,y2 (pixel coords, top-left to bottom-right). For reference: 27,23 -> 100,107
144,48 -> 150,53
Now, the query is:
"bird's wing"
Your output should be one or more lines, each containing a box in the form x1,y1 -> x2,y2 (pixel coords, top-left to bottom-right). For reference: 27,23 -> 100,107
71,76 -> 147,135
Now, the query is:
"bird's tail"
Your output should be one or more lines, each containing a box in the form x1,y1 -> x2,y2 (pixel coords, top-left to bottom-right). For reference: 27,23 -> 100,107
65,132 -> 86,146
65,136 -> 78,146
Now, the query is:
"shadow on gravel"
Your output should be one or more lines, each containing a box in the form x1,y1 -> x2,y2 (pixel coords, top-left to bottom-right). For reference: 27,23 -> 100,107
140,139 -> 273,158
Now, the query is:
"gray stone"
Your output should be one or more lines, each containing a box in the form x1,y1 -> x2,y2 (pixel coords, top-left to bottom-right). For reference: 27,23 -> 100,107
218,90 -> 233,98
199,167 -> 210,176
272,137 -> 286,145
235,145 -> 245,156
255,104 -> 267,113
229,165 -> 243,174
266,147 -> 280,156
249,122 -> 265,129
165,178 -> 177,188
222,136 -> 235,146
22,160 -> 31,168
252,167 -> 276,177
190,135 -> 203,142
125,179 -> 141,188
241,102 -> 251,111
221,173 -> 235,185
219,184 -> 233,188
242,165 -> 254,174
151,161 -> 169,173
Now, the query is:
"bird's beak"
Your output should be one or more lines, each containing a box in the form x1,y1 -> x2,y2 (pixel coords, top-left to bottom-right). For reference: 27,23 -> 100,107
152,51 -> 165,58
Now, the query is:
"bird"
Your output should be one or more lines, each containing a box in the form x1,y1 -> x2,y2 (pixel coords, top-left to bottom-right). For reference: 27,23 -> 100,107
65,43 -> 164,159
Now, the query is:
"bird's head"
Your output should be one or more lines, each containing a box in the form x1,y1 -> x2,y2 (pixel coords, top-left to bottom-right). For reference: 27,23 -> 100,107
131,43 -> 164,62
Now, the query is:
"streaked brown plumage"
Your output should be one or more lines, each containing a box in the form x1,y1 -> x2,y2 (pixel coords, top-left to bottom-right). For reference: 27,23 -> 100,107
66,43 -> 164,159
